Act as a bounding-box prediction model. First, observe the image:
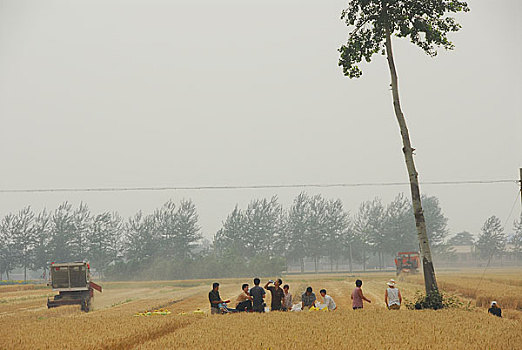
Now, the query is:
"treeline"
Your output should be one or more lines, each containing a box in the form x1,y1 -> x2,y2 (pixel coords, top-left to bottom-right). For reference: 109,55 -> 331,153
449,215 -> 522,261
214,193 -> 451,273
2,193 -> 521,280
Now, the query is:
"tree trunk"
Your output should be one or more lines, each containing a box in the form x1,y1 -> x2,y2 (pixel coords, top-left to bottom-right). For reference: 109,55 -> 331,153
349,243 -> 353,272
362,246 -> 366,272
300,257 -> 304,273
384,27 -> 439,295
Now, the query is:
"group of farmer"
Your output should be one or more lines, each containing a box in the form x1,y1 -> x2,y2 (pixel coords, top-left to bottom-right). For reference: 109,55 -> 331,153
209,277 -> 506,317
209,277 -> 403,314
209,277 -> 337,314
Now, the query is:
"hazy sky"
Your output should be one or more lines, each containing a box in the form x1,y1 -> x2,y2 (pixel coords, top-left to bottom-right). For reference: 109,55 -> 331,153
1,0 -> 521,240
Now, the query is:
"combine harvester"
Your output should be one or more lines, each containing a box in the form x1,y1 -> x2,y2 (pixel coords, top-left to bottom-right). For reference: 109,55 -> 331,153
394,251 -> 420,276
47,262 -> 102,312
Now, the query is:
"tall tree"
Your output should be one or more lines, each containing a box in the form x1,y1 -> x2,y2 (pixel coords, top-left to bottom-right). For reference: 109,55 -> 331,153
353,198 -> 386,270
87,212 -> 123,277
509,214 -> 522,263
243,196 -> 283,257
49,202 -> 76,263
476,216 -> 506,260
214,206 -> 246,256
306,195 -> 329,272
338,0 -> 469,297
32,210 -> 52,278
0,215 -> 19,279
384,193 -> 416,256
448,231 -> 475,246
323,198 -> 350,271
152,200 -> 178,257
71,202 -> 91,261
419,196 -> 449,253
172,199 -> 202,260
124,211 -> 156,264
8,207 -> 36,281
286,192 -> 311,272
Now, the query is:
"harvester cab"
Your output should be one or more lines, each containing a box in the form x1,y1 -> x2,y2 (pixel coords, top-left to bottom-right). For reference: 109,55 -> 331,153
394,251 -> 420,275
47,261 -> 102,312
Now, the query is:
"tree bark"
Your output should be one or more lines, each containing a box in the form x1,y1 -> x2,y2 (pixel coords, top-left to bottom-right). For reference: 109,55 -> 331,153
348,242 -> 353,272
384,27 -> 439,295
362,246 -> 366,271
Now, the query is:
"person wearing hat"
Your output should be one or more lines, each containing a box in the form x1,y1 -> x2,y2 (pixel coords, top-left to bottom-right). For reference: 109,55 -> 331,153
384,279 -> 402,310
488,301 -> 502,317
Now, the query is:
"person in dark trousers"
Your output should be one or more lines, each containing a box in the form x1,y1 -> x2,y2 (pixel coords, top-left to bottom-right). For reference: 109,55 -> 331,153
488,301 -> 502,317
351,279 -> 371,310
235,283 -> 253,312
208,282 -> 230,315
264,278 -> 285,311
250,278 -> 266,312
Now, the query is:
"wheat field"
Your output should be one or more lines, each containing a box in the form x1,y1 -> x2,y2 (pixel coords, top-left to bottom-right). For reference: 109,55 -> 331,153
1,268 -> 520,349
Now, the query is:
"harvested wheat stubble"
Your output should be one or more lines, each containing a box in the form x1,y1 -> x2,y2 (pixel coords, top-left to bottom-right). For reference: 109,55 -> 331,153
137,309 -> 522,350
1,270 -> 521,349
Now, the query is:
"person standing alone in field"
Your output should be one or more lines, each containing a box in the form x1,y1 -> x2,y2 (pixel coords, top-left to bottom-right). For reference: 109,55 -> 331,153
488,301 -> 502,317
351,279 -> 371,310
250,278 -> 266,312
384,279 -> 402,310
264,278 -> 285,311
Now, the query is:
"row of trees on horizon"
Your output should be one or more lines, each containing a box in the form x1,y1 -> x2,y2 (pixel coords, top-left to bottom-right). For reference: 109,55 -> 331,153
1,193 -> 521,280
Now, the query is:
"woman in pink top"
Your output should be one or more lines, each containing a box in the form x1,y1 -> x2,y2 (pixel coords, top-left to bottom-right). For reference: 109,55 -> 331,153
351,279 -> 371,309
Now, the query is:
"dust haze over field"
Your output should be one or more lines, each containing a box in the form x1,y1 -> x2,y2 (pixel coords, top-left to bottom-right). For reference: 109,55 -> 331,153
0,0 -> 521,238
1,1 -> 522,348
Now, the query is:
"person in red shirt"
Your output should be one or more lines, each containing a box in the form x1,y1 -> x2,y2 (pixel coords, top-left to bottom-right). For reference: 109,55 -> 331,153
351,279 -> 371,309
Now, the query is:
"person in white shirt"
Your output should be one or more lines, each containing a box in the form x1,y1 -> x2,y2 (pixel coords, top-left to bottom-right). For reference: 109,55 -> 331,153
319,289 -> 337,310
384,279 -> 402,310
282,284 -> 293,311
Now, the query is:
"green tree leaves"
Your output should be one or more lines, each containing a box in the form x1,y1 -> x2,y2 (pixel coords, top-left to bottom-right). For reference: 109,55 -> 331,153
338,0 -> 469,78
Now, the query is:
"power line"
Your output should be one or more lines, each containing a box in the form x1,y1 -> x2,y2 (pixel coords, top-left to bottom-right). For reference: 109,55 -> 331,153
0,179 -> 518,194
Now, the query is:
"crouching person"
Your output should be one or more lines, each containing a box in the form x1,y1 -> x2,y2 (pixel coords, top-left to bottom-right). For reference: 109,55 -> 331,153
236,283 -> 253,312
301,287 -> 316,310
385,279 -> 402,310
320,289 -> 337,310
209,282 -> 230,315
